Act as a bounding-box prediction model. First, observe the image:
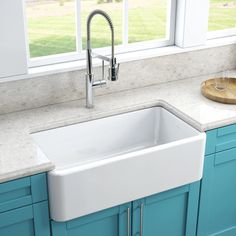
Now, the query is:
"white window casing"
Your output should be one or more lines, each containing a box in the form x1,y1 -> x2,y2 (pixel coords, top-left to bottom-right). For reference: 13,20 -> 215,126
0,0 -> 28,78
122,0 -> 129,45
208,28 -> 236,40
76,0 -> 82,53
175,0 -> 209,48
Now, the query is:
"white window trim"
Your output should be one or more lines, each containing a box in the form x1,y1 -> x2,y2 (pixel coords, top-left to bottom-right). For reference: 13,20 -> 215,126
29,38 -> 174,68
0,0 -> 28,79
76,0 -> 82,52
122,0 -> 128,45
208,28 -> 236,40
175,0 -> 209,48
1,34 -> 235,84
26,0 -> 177,68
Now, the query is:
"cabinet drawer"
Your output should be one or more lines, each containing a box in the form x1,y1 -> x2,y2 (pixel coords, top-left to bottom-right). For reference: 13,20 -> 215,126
205,124 -> 236,155
214,147 -> 236,166
0,173 -> 48,213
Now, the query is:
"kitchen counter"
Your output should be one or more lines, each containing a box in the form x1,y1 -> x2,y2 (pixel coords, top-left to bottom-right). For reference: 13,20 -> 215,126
0,71 -> 236,183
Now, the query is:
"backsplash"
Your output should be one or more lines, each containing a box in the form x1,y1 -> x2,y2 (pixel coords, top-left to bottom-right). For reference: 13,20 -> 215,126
0,43 -> 235,115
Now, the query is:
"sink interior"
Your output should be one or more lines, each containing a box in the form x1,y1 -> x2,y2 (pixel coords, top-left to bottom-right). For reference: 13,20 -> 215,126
32,107 -> 199,169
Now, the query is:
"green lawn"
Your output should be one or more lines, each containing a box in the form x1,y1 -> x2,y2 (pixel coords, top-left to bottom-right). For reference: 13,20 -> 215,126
208,0 -> 236,31
26,0 -> 236,58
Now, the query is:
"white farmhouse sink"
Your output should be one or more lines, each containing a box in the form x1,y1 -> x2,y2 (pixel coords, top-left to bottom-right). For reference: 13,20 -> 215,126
32,107 -> 206,222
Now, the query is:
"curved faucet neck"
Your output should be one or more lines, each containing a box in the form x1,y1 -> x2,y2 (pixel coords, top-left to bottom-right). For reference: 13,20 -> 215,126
87,9 -> 114,59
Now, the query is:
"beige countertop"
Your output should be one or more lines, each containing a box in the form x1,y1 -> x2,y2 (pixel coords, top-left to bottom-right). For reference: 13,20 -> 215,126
0,71 -> 236,183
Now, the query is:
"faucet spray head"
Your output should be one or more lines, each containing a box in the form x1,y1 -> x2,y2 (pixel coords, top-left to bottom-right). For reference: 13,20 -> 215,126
109,58 -> 120,81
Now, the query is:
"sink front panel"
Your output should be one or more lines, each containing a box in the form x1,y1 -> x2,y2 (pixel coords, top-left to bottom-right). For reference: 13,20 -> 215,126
48,133 -> 205,221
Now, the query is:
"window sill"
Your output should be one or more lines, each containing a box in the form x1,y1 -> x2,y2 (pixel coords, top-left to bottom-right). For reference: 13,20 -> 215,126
0,35 -> 236,84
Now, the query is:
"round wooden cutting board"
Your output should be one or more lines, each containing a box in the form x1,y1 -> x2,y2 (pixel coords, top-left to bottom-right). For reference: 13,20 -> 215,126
201,78 -> 236,104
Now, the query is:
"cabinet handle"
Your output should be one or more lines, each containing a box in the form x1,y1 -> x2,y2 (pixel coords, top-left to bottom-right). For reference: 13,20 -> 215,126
140,203 -> 144,236
127,207 -> 130,236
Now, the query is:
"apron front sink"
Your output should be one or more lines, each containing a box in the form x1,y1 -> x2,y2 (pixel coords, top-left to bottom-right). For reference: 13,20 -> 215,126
32,107 -> 206,221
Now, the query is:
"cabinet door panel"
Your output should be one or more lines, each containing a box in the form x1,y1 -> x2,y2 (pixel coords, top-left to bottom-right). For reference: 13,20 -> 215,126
0,205 -> 34,236
68,216 -> 119,236
133,182 -> 200,236
144,192 -> 188,236
0,201 -> 50,236
0,220 -> 34,236
198,152 -> 236,236
51,202 -> 131,236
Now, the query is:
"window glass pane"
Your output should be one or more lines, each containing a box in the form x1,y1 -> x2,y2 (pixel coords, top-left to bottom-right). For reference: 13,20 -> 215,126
81,0 -> 123,50
208,0 -> 236,31
26,0 -> 76,58
129,0 -> 168,43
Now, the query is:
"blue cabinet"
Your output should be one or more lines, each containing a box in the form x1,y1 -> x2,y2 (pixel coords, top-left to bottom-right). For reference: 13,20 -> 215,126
7,124 -> 236,235
51,182 -> 200,236
51,202 -> 131,236
198,150 -> 236,236
198,124 -> 236,236
132,182 -> 200,236
0,173 -> 50,236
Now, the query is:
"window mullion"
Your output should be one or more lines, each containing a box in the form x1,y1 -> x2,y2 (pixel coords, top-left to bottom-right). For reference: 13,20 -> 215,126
76,0 -> 82,52
122,0 -> 128,45
167,0 -> 177,44
22,0 -> 30,67
175,0 -> 209,48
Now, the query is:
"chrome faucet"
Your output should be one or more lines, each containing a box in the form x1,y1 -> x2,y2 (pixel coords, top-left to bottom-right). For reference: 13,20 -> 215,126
86,10 -> 119,108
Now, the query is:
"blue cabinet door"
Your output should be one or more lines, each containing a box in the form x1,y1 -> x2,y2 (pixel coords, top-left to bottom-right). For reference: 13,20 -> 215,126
132,182 -> 200,236
51,202 -> 132,236
198,149 -> 236,236
0,201 -> 50,236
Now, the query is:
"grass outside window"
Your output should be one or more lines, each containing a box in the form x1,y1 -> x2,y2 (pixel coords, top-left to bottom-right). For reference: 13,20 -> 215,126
26,0 -> 236,58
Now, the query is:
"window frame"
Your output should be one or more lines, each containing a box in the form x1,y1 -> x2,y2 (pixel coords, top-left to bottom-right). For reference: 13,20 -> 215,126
208,28 -> 236,40
2,0 -> 236,79
25,0 -> 177,68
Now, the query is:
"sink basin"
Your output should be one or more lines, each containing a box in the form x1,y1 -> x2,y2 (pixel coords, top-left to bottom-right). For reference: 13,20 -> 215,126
32,107 -> 206,221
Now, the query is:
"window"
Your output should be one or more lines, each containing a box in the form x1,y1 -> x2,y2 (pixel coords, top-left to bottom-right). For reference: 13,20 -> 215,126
128,0 -> 169,43
25,0 -> 176,66
26,0 -> 77,58
208,0 -> 236,38
81,0 -> 123,49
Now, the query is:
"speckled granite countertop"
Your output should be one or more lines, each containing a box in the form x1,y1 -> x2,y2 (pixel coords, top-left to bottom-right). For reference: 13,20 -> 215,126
0,71 -> 236,183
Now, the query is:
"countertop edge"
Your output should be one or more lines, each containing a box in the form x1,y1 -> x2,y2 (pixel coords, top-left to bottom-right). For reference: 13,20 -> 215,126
0,162 -> 55,184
